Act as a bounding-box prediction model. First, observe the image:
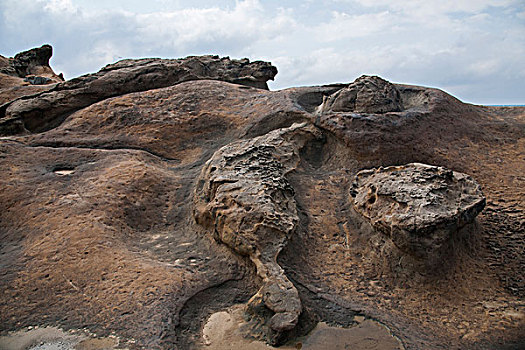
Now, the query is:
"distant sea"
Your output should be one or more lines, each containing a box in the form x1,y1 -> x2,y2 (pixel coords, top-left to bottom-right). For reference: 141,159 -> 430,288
487,105 -> 525,107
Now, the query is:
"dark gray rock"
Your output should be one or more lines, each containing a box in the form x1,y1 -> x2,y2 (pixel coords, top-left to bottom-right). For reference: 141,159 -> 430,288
12,44 -> 53,77
24,76 -> 52,85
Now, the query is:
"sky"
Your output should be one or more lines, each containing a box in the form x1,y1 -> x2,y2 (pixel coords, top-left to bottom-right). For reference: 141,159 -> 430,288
1,0 -> 524,105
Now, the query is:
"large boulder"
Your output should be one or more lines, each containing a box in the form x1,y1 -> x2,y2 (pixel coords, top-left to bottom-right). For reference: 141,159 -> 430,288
350,163 -> 486,259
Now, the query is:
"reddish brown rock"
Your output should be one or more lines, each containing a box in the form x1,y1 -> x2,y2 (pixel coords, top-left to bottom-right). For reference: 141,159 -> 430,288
0,54 -> 523,350
0,53 -> 277,136
0,45 -> 63,106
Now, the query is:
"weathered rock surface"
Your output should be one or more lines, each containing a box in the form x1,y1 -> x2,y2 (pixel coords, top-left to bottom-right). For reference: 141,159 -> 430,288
194,123 -> 323,343
0,45 -> 63,106
10,44 -> 62,82
351,163 -> 486,258
319,75 -> 403,114
0,53 -> 277,135
0,47 -> 524,350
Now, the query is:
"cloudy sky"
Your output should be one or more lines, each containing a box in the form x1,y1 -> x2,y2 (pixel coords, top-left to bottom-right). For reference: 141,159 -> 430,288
1,0 -> 524,104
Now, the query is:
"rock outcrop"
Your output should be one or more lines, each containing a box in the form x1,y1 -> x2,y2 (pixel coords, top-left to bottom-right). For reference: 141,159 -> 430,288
319,75 -> 403,114
194,123 -> 323,344
351,163 -> 486,259
0,54 -> 277,136
0,46 -> 524,350
11,44 -> 63,81
0,44 -> 63,106
0,44 -> 62,81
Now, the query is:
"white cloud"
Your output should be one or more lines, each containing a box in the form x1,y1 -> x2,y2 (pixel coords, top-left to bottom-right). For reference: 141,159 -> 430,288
43,0 -> 76,13
348,0 -> 519,14
315,10 -> 396,41
0,0 -> 524,104
134,2 -> 296,52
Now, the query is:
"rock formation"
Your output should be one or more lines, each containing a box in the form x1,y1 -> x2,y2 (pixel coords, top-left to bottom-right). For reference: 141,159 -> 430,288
194,123 -> 323,344
0,45 -> 523,350
0,54 -> 277,135
0,44 -> 64,106
351,163 -> 486,261
319,75 -> 403,114
0,44 -> 63,82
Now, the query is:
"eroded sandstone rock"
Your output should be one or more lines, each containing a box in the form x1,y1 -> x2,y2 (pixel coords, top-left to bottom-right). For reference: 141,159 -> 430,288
0,54 -> 277,136
0,44 -> 63,83
1,47 -> 524,350
319,75 -> 403,114
194,123 -> 323,344
0,45 -> 63,106
350,163 -> 486,259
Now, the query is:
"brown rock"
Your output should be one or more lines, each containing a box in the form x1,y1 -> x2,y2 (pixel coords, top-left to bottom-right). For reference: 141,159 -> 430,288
12,44 -> 55,78
319,75 -> 403,114
194,123 -> 323,344
0,45 -> 63,109
0,44 -> 64,84
0,55 -> 277,136
0,55 -> 523,350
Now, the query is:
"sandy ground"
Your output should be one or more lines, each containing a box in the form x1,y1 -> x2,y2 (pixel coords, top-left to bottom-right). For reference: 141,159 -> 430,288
0,327 -> 119,350
201,304 -> 403,350
0,305 -> 402,350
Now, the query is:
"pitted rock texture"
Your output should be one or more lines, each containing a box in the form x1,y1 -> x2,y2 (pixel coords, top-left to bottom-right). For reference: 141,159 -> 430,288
351,163 -> 486,258
0,54 -> 277,135
194,123 -> 323,344
319,75 -> 403,114
11,44 -> 61,81
0,50 -> 524,350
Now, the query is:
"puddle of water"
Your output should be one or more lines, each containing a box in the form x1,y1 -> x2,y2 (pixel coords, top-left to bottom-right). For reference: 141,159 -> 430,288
54,170 -> 75,176
201,305 -> 403,350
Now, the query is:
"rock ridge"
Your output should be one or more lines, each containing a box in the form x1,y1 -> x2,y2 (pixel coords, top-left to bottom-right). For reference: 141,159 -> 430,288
0,53 -> 277,136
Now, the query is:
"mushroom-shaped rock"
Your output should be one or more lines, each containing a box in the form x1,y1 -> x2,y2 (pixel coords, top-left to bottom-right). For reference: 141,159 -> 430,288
194,123 -> 323,344
320,75 -> 403,114
350,163 -> 485,258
